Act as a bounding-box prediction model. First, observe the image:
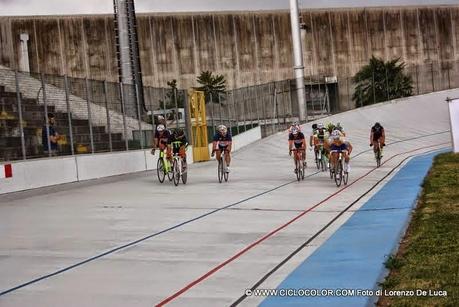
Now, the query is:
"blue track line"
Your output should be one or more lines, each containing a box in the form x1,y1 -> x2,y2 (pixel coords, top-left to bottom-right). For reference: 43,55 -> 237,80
260,149 -> 447,307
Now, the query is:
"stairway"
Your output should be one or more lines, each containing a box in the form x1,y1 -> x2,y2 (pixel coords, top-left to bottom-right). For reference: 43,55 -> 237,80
0,66 -> 152,141
0,85 -> 127,162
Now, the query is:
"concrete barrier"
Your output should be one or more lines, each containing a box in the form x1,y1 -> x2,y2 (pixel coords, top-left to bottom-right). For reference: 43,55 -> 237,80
0,126 -> 261,195
0,157 -> 78,194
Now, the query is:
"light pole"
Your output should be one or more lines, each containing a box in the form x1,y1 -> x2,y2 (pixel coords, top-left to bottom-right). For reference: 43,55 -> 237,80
289,0 -> 307,122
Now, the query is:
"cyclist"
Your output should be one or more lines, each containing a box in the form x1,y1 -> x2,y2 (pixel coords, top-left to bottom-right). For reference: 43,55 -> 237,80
329,130 -> 351,173
170,128 -> 189,173
289,124 -> 307,173
335,122 -> 346,137
211,125 -> 232,173
326,123 -> 335,135
152,124 -> 172,160
309,123 -> 318,149
311,123 -> 328,161
370,122 -> 386,157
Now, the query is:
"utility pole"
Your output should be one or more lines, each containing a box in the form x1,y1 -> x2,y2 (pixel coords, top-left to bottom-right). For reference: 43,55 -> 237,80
289,0 -> 307,122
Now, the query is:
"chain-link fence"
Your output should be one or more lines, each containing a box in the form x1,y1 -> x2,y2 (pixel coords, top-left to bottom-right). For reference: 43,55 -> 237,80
204,78 -> 333,140
0,69 -> 171,162
1,59 -> 457,162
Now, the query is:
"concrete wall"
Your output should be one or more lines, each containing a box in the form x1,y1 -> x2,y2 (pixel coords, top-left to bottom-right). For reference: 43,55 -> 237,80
1,6 -> 459,110
0,126 -> 261,194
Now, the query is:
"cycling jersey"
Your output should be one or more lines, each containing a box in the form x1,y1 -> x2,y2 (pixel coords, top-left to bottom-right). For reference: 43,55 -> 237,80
289,132 -> 306,149
372,126 -> 384,141
213,132 -> 232,148
155,130 -> 171,147
330,141 -> 348,152
169,134 -> 188,154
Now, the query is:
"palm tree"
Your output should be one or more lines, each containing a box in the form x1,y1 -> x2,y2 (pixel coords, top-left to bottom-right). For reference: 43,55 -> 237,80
158,79 -> 184,109
196,71 -> 227,104
352,56 -> 413,107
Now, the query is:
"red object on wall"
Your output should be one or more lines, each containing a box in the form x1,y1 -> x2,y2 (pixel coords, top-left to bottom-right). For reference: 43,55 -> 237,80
4,164 -> 12,178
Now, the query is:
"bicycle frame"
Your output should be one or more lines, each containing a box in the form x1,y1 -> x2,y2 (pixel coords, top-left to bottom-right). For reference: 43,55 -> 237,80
159,149 -> 171,172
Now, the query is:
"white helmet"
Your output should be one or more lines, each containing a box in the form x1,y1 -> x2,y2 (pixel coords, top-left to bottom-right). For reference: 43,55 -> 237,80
317,123 -> 324,129
156,124 -> 165,132
218,124 -> 227,134
331,130 -> 341,139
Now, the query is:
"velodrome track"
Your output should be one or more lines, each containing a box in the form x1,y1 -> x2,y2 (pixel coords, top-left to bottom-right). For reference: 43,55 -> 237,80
0,89 -> 455,307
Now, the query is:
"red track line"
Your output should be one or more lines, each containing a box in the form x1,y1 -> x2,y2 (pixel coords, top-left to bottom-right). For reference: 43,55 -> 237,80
155,143 -> 448,306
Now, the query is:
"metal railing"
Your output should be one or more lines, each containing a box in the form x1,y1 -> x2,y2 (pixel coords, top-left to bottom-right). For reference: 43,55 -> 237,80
1,59 -> 457,162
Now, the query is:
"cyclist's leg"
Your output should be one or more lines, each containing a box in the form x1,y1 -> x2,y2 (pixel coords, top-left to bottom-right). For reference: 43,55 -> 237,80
179,146 -> 187,170
329,150 -> 337,169
301,149 -> 306,166
225,149 -> 231,167
343,150 -> 350,172
216,149 -> 222,162
372,139 -> 379,154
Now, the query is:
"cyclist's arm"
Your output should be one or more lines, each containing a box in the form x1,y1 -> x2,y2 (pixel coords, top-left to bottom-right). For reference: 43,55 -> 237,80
288,140 -> 293,151
309,135 -> 314,147
381,129 -> 386,144
347,142 -> 353,155
370,130 -> 374,144
301,138 -> 307,149
153,138 -> 159,149
226,141 -> 233,152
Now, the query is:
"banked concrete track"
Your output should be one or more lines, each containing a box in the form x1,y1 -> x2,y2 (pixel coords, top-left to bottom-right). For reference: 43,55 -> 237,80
0,89 -> 455,307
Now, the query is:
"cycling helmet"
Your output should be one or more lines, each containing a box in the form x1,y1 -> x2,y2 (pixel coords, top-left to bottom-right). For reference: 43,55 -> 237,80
174,128 -> 185,136
326,123 -> 335,131
374,122 -> 381,128
312,123 -> 317,130
291,127 -> 300,135
218,124 -> 227,134
336,122 -> 343,131
317,123 -> 324,129
156,124 -> 165,132
331,130 -> 341,140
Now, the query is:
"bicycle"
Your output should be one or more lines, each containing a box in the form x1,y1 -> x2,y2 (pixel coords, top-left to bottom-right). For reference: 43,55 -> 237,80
330,150 -> 348,187
291,148 -> 306,181
214,148 -> 229,183
171,142 -> 188,186
156,149 -> 173,183
373,142 -> 384,168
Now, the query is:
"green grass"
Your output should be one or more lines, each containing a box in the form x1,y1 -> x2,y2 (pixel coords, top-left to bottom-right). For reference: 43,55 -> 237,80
378,153 -> 459,307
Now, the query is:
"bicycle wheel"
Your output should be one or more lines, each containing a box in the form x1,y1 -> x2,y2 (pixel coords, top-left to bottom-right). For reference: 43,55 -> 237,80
157,158 -> 165,183
224,164 -> 229,182
315,150 -> 320,169
181,160 -> 188,184
376,149 -> 381,167
167,162 -> 173,181
334,160 -> 342,187
172,159 -> 180,186
218,159 -> 223,183
343,163 -> 349,185
296,159 -> 301,181
322,151 -> 327,172
301,159 -> 305,180
329,160 -> 334,179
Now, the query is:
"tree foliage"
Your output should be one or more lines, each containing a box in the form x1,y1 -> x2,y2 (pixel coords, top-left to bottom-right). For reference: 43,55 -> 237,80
196,71 -> 227,104
352,56 -> 413,107
158,79 -> 185,109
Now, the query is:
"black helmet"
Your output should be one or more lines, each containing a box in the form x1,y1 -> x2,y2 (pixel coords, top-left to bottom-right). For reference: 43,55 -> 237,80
374,122 -> 381,128
312,123 -> 318,130
174,128 -> 185,136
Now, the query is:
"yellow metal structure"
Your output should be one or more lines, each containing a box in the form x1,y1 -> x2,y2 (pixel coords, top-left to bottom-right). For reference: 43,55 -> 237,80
188,90 -> 210,162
